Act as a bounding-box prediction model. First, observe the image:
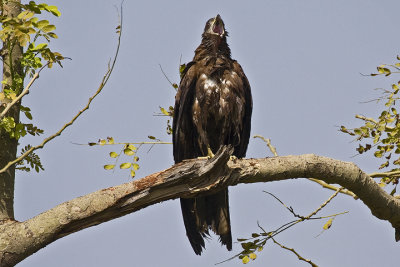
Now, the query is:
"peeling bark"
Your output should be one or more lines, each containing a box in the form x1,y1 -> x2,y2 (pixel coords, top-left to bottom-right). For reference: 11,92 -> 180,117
0,146 -> 399,266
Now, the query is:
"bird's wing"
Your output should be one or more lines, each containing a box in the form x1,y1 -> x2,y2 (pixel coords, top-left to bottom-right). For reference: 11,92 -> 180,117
172,62 -> 200,163
233,61 -> 253,158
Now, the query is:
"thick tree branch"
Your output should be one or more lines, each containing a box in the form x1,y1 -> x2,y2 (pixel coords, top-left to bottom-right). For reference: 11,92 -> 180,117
1,147 -> 399,266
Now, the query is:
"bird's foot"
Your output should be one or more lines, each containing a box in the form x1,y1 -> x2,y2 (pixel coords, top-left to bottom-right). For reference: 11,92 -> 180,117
197,147 -> 215,160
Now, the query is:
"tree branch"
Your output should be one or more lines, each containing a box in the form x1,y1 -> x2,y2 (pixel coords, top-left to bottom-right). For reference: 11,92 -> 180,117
271,237 -> 318,267
1,148 -> 399,266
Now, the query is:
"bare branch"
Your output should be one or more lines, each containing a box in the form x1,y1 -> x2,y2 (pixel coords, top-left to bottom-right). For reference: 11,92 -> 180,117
271,238 -> 319,267
306,187 -> 342,219
253,135 -> 278,156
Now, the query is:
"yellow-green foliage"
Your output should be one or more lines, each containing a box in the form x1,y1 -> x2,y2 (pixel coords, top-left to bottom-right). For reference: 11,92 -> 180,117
0,1 -> 63,172
341,56 -> 400,193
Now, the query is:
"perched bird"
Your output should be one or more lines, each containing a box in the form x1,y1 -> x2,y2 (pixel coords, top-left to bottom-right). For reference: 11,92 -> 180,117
173,14 -> 252,255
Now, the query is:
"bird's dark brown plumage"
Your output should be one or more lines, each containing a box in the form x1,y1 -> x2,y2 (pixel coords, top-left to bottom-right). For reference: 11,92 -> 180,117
173,14 -> 252,255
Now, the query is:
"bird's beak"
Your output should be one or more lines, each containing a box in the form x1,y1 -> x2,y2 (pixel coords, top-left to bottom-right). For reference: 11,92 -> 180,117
212,14 -> 225,36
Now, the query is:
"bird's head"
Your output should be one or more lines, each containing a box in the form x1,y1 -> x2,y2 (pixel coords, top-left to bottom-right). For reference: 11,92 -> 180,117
195,14 -> 231,59
203,14 -> 226,38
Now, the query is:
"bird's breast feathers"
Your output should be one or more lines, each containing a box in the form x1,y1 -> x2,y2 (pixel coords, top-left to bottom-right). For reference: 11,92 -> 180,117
194,72 -> 244,113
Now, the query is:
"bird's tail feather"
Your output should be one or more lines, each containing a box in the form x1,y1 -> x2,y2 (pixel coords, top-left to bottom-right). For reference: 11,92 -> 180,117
180,189 -> 232,255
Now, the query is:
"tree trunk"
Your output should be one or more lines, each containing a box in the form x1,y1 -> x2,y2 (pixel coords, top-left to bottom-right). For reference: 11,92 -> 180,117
0,0 -> 22,220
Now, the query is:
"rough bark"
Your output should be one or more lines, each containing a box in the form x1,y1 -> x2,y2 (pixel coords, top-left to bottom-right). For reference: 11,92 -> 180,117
0,0 -> 22,221
0,146 -> 399,266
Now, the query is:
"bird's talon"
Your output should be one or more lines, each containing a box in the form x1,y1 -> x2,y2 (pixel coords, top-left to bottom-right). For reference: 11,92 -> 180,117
207,147 -> 215,158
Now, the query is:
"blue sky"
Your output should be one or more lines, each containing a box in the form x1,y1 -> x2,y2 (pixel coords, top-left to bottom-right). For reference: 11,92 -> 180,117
14,0 -> 400,266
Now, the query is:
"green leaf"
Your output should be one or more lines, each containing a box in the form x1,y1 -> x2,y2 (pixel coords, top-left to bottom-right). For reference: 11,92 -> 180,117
323,218 -> 333,230
249,253 -> 257,260
36,20 -> 49,29
379,161 -> 389,169
120,162 -> 131,169
356,145 -> 364,154
124,148 -> 135,156
45,5 -> 61,17
130,169 -> 136,178
47,32 -> 58,39
17,10 -> 34,20
160,106 -> 170,116
34,43 -> 48,50
127,144 -> 136,150
104,164 -> 115,170
374,150 -> 383,158
99,139 -> 106,145
132,163 -> 140,170
1,117 -> 16,132
109,152 -> 118,158
179,63 -> 186,78
390,187 -> 397,196
42,25 -> 56,33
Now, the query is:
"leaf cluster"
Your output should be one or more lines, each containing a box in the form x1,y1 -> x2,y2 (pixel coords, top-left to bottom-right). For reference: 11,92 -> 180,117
15,144 -> 44,172
340,56 -> 400,191
89,137 -> 140,178
237,233 -> 265,264
0,1 -> 64,172
158,106 -> 174,135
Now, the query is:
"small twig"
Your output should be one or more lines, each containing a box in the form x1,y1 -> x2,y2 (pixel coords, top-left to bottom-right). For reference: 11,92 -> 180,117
159,64 -> 177,91
307,178 -> 357,199
254,135 -> 357,198
369,170 -> 400,178
271,238 -> 319,267
267,188 -> 346,237
0,8 -> 124,174
263,191 -> 301,217
305,187 -> 342,219
355,114 -> 394,130
254,135 -> 278,156
0,62 -> 50,120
